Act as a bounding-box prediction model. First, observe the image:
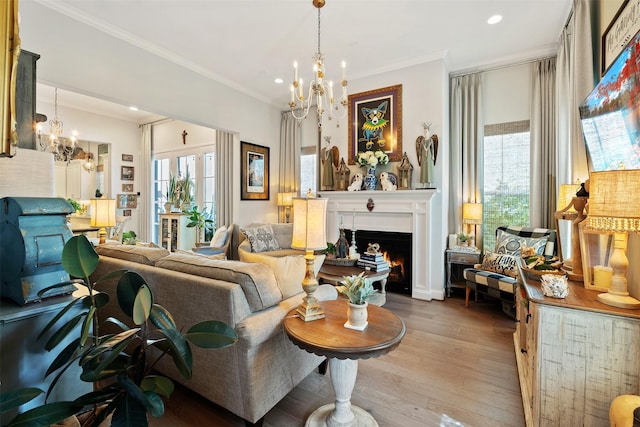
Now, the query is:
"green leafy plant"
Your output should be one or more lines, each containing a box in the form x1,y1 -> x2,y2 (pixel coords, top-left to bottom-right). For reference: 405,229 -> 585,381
184,205 -> 214,245
166,173 -> 180,206
180,169 -> 193,206
67,198 -> 82,213
323,242 -> 337,257
336,272 -> 377,305
0,235 -> 237,426
457,232 -> 471,242
122,231 -> 137,245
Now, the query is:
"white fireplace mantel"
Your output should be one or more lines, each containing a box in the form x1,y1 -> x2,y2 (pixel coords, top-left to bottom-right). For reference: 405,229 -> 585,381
318,190 -> 443,301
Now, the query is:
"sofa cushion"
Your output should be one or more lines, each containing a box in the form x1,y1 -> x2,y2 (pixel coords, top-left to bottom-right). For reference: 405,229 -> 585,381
154,252 -> 282,311
239,250 -> 325,299
210,225 -> 228,247
95,244 -> 170,265
242,224 -> 281,253
495,229 -> 548,256
480,251 -> 518,278
175,248 -> 226,260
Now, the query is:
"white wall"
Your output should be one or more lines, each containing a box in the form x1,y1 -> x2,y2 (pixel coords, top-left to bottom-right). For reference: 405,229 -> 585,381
482,63 -> 531,125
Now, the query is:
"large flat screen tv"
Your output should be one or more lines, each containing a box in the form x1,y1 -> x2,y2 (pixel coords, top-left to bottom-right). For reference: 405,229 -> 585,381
579,29 -> 640,171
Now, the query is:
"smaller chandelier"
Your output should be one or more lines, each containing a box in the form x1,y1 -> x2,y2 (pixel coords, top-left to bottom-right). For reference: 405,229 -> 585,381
289,0 -> 347,126
38,88 -> 78,164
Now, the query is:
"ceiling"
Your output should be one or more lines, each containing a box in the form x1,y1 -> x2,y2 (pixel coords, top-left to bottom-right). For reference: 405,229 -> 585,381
22,0 -> 572,123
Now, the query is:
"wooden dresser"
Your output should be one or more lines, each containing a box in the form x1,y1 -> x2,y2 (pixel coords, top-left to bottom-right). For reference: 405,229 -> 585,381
515,273 -> 640,426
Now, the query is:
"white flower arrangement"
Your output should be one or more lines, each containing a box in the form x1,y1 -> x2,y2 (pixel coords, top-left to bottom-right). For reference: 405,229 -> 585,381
356,150 -> 389,167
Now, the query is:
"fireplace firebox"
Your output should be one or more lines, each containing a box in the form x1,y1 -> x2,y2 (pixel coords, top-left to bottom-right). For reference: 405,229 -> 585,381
345,229 -> 412,295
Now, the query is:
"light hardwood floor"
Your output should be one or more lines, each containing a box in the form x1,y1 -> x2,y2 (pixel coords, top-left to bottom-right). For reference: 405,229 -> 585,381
151,292 -> 525,427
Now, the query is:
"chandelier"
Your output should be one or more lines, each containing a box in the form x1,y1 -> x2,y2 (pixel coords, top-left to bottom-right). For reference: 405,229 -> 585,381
38,88 -> 78,164
83,141 -> 95,173
289,0 -> 348,126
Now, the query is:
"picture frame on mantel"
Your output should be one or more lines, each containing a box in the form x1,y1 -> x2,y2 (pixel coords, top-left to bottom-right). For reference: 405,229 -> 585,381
241,141 -> 269,200
601,0 -> 640,75
348,84 -> 403,165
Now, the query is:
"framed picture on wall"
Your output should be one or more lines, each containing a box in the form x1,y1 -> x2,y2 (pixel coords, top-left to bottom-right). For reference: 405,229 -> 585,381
601,0 -> 640,75
348,84 -> 403,165
241,141 -> 269,200
121,166 -> 134,181
122,209 -> 132,217
117,194 -> 137,209
122,154 -> 134,162
122,183 -> 134,192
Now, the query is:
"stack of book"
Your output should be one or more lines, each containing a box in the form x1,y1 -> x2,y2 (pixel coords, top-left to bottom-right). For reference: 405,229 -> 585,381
357,252 -> 390,272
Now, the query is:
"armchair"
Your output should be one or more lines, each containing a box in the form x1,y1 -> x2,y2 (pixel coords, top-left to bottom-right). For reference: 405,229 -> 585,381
463,226 -> 556,317
192,224 -> 234,259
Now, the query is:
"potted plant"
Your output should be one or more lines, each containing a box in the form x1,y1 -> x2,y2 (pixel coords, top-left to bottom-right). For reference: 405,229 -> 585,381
457,232 -> 471,246
336,272 -> 378,330
184,205 -> 214,245
166,173 -> 180,212
180,169 -> 194,211
0,235 -> 238,426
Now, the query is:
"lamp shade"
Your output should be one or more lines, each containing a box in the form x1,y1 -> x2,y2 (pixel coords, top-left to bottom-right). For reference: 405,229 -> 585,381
462,203 -> 483,225
584,170 -> 640,232
90,198 -> 116,228
277,192 -> 294,207
291,198 -> 327,251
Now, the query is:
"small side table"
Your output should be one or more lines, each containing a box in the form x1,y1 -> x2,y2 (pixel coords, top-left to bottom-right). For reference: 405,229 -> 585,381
445,247 -> 481,297
283,300 -> 405,426
317,264 -> 389,306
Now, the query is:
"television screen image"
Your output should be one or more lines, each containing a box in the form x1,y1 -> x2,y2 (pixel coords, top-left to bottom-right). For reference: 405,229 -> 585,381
579,29 -> 640,171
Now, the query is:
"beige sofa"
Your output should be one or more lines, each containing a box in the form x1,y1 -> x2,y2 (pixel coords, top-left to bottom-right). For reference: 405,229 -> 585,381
92,243 -> 337,426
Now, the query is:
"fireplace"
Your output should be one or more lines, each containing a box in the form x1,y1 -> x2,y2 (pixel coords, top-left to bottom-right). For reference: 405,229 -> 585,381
346,229 -> 412,295
319,189 -> 443,301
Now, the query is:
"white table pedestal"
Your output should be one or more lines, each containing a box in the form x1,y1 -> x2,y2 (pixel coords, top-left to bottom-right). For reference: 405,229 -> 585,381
305,358 -> 378,427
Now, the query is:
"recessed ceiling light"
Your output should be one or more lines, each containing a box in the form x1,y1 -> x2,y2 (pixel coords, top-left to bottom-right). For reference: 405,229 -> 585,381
487,15 -> 502,25
129,106 -> 139,111
274,78 -> 283,84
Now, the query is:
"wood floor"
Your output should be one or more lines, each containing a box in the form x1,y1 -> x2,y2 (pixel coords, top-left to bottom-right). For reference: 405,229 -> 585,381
151,291 -> 525,427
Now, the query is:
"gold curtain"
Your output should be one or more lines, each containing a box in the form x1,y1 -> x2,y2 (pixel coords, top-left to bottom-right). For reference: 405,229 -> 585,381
1,0 -> 20,157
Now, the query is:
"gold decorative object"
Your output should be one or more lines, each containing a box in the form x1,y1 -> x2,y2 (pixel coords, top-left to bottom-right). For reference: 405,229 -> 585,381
335,158 -> 351,191
397,152 -> 413,190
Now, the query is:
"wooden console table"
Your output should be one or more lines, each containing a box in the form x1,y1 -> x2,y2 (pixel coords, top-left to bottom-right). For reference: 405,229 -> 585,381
515,272 -> 640,426
283,299 -> 405,426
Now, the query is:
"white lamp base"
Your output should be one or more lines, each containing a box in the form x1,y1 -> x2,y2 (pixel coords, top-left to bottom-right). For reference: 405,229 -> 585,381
597,292 -> 640,309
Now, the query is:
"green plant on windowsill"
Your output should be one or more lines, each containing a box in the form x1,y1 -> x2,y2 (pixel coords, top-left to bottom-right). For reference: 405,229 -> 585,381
0,235 -> 238,427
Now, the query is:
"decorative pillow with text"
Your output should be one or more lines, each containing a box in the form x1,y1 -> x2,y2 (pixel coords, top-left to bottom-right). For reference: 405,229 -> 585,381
481,251 -> 518,278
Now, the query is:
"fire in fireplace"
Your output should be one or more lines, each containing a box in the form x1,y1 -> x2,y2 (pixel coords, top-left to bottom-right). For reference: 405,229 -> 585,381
345,229 -> 412,295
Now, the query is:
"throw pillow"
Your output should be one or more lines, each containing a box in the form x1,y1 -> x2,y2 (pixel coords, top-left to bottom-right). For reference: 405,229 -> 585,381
481,251 -> 518,277
210,225 -> 228,247
242,224 -> 281,253
175,248 -> 227,261
495,229 -> 548,256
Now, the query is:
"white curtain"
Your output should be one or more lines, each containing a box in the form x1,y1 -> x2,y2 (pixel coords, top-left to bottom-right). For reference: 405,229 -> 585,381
530,58 -> 557,228
279,111 -> 301,222
450,73 -> 483,246
215,130 -> 234,227
555,0 -> 594,185
139,124 -> 152,242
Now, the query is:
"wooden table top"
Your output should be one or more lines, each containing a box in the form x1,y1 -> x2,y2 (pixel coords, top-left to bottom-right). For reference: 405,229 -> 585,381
318,264 -> 389,282
283,299 -> 405,360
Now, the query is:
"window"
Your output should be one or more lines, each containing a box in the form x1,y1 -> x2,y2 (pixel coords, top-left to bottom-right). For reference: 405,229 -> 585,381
482,120 -> 530,251
152,147 -> 215,243
300,146 -> 317,196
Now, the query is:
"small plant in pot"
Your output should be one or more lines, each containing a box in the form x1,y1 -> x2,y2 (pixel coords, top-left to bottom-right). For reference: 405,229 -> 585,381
184,205 -> 214,245
336,273 -> 377,331
0,235 -> 238,426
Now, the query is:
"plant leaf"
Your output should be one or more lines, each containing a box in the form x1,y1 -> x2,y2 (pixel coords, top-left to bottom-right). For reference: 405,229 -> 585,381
37,296 -> 84,342
143,392 -> 164,418
185,320 -> 237,349
45,338 -> 82,378
91,291 -> 110,309
132,285 -> 152,326
158,328 -> 192,380
61,235 -> 99,279
80,305 -> 95,347
72,386 -> 119,406
5,401 -> 82,427
112,392 -> 148,427
105,316 -> 130,332
0,388 -> 43,414
118,375 -> 163,418
140,376 -> 174,397
149,304 -> 176,331
116,272 -> 147,318
44,313 -> 84,351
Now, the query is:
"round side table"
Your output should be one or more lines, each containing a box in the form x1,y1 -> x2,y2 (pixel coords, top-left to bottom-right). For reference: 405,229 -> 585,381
283,299 -> 405,427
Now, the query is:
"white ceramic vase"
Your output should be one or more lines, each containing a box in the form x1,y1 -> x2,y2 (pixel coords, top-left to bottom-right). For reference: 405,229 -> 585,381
345,301 -> 368,330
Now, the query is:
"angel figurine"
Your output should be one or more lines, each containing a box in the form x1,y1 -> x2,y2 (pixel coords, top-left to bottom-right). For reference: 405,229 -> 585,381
321,136 -> 339,190
415,122 -> 438,187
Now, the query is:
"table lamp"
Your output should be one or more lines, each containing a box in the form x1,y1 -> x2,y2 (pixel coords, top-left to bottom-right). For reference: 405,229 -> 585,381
462,202 -> 482,246
291,197 -> 328,321
90,198 -> 116,244
276,192 -> 294,223
582,170 -> 640,309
